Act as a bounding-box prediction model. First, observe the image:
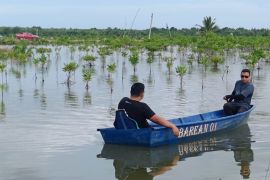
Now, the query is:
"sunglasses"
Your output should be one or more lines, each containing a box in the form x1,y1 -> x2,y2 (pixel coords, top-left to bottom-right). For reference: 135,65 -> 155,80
241,75 -> 249,78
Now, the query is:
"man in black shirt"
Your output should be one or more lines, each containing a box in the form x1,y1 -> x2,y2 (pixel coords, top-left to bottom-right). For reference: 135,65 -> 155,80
223,69 -> 254,115
118,82 -> 179,136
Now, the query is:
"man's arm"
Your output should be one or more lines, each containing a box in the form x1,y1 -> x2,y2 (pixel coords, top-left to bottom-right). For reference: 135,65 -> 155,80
150,114 -> 179,137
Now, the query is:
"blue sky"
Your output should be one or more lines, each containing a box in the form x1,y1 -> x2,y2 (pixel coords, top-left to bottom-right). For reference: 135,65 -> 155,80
0,0 -> 269,29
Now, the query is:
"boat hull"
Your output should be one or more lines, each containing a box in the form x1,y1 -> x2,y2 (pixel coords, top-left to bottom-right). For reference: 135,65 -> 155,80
98,106 -> 254,147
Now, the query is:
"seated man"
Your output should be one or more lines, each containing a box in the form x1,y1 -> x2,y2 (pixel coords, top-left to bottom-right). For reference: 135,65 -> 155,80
223,69 -> 254,116
117,82 -> 179,136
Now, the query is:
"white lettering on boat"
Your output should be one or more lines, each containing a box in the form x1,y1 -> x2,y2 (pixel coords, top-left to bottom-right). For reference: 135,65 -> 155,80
178,123 -> 218,138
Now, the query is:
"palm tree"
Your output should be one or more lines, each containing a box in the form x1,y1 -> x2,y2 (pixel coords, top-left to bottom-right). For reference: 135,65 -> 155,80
197,16 -> 218,35
82,68 -> 92,90
63,62 -> 79,88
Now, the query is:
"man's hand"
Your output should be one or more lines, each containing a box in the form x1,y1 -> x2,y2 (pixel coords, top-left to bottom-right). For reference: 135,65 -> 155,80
171,125 -> 180,137
223,95 -> 232,102
150,115 -> 180,137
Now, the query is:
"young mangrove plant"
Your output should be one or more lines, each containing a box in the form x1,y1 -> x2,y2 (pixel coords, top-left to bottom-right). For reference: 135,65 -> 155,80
243,49 -> 266,72
63,62 -> 79,88
210,55 -> 224,69
147,51 -> 154,73
83,54 -> 96,67
69,46 -> 76,59
39,53 -> 47,83
107,63 -> 116,78
164,56 -> 174,75
82,68 -> 92,90
176,65 -> 187,88
129,51 -> 139,74
0,63 -> 6,85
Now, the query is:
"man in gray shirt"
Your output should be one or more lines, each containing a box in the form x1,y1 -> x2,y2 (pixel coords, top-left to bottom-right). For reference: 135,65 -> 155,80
223,69 -> 254,115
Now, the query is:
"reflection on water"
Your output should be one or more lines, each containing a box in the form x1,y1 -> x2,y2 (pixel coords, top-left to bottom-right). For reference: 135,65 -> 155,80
83,91 -> 92,106
98,124 -> 253,180
64,89 -> 79,107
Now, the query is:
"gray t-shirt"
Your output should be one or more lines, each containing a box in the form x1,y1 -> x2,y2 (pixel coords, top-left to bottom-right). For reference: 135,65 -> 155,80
232,80 -> 254,108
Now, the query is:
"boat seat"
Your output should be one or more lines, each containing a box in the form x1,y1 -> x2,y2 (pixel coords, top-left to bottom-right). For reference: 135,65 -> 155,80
113,109 -> 139,129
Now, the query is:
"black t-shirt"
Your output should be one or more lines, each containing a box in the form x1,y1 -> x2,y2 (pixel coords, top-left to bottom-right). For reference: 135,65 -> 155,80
118,97 -> 155,128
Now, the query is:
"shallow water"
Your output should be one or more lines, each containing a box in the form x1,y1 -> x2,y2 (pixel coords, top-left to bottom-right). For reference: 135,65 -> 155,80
0,46 -> 269,180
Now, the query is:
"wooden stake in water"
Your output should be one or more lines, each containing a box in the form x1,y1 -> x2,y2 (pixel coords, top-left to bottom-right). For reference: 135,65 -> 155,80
148,13 -> 153,40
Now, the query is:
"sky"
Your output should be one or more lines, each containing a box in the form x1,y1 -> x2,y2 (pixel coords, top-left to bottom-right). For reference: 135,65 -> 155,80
0,0 -> 269,29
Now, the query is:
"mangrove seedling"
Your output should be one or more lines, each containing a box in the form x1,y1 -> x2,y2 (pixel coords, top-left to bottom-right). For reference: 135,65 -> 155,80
82,68 -> 92,90
107,63 -> 116,78
129,51 -> 139,74
176,65 -> 187,88
63,62 -> 79,88
83,54 -> 96,67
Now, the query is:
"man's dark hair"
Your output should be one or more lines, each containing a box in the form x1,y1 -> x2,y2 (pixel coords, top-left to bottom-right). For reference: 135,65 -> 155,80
241,69 -> 251,75
130,82 -> 145,96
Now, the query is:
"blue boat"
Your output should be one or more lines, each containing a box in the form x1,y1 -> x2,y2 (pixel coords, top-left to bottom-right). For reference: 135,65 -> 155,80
97,124 -> 252,167
97,105 -> 255,147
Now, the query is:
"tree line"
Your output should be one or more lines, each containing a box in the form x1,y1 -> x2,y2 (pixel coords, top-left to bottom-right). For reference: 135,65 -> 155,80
0,26 -> 269,38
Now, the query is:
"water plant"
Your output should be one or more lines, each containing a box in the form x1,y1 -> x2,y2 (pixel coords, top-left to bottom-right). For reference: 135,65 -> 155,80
129,51 -> 139,74
82,68 -> 92,90
176,65 -> 187,88
63,62 -> 79,87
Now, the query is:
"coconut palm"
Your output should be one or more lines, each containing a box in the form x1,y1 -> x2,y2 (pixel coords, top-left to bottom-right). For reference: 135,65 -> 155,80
197,16 -> 218,34
63,62 -> 79,88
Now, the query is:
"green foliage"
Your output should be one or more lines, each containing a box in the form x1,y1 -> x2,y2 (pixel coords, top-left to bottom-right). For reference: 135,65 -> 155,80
175,65 -> 187,77
198,16 -> 219,34
0,63 -> 6,72
210,55 -> 224,68
147,51 -> 154,64
129,51 -> 139,72
63,62 -> 79,73
107,63 -> 116,74
164,57 -> 174,73
78,45 -> 90,52
98,47 -> 112,57
39,53 -> 47,66
242,48 -> 266,67
83,55 -> 96,62
199,56 -> 210,70
82,68 -> 92,82
37,47 -> 52,54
